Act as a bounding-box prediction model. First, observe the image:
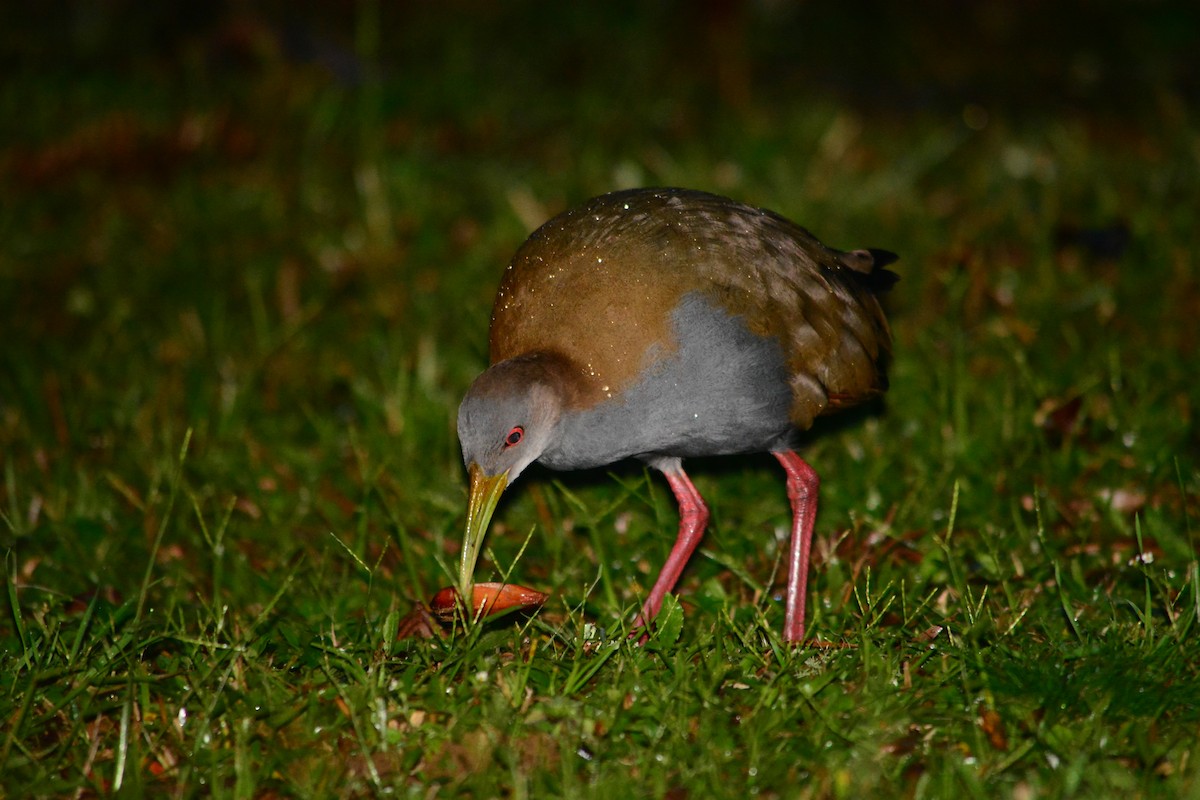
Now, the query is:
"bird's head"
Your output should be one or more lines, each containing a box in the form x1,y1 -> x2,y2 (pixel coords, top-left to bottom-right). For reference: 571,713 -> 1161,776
455,353 -> 572,598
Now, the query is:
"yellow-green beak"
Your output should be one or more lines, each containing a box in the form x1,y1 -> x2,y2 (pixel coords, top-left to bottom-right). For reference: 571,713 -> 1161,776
459,462 -> 508,599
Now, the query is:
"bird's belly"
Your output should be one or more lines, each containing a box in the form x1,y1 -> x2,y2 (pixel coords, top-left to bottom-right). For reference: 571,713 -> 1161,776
540,292 -> 795,470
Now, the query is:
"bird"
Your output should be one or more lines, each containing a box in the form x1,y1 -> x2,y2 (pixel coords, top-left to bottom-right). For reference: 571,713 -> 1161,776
456,187 -> 897,643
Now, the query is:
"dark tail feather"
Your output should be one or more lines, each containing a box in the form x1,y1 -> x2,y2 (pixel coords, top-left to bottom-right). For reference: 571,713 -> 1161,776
862,248 -> 898,269
839,248 -> 900,291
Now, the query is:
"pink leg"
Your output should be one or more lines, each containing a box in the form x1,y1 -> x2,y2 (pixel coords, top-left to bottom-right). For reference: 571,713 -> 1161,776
632,466 -> 709,633
773,451 -> 820,643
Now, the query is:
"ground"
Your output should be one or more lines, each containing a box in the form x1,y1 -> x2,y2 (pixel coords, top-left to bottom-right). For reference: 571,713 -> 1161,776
1,2 -> 1198,797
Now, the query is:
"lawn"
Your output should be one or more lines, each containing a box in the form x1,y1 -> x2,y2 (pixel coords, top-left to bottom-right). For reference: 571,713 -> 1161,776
2,2 -> 1198,797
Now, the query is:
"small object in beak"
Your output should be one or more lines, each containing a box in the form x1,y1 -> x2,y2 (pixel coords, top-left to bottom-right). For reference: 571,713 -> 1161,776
429,582 -> 548,623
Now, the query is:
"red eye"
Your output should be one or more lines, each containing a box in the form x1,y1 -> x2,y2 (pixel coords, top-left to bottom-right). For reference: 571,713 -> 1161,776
505,426 -> 524,447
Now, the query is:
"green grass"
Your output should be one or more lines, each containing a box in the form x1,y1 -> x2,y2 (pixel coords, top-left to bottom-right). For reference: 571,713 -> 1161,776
2,2 -> 1199,797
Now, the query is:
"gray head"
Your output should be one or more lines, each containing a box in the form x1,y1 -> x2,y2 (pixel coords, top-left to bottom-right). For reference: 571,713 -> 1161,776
457,352 -> 577,484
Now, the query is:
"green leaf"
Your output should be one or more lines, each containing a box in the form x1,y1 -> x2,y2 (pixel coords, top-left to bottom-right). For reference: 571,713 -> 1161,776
653,593 -> 684,650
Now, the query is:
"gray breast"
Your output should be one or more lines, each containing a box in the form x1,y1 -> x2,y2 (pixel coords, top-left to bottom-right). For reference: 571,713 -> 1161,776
539,292 -> 795,470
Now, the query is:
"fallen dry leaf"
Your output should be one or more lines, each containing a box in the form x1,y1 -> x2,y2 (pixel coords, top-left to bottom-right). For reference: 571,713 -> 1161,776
396,605 -> 441,640
979,704 -> 1009,751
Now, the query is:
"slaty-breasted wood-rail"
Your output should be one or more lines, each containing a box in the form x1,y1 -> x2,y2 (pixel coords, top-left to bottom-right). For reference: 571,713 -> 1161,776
456,187 -> 897,642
